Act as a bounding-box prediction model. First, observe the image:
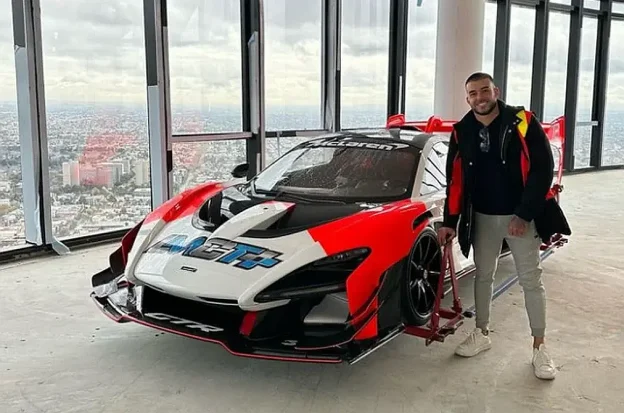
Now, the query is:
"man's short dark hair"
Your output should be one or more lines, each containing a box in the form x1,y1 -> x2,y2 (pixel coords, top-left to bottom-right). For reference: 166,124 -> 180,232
465,72 -> 495,85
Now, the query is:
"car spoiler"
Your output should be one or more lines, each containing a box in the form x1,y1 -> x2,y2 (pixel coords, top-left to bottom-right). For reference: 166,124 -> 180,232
386,114 -> 566,184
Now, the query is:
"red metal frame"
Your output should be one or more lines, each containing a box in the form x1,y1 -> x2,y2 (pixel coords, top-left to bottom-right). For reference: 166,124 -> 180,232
403,243 -> 465,346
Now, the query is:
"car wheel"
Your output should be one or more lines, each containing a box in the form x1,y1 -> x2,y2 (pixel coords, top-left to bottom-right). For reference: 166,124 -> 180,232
400,227 -> 442,326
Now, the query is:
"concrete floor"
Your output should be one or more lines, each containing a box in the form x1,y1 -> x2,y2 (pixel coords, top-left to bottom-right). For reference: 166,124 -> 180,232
1,170 -> 623,413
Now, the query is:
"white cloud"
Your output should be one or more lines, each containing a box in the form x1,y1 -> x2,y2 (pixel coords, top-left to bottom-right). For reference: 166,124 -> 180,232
0,0 -> 623,116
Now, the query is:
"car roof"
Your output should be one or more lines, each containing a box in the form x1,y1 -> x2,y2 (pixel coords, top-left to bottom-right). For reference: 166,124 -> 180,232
307,128 -> 441,151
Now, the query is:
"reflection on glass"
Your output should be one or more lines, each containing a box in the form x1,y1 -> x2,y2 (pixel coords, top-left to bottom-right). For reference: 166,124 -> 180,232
40,0 -> 151,239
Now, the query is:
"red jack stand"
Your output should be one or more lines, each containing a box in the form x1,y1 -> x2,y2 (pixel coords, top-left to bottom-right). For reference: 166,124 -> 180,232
404,244 -> 466,346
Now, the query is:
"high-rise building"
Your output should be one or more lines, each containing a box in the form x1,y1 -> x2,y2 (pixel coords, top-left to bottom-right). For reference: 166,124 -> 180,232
134,160 -> 150,186
100,162 -> 124,186
62,161 -> 80,186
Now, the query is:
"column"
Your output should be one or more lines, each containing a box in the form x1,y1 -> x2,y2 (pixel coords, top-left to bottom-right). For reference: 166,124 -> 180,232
433,0 -> 486,120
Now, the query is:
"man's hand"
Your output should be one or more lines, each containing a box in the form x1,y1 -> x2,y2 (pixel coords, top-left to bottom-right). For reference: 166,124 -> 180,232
437,227 -> 456,246
508,215 -> 528,237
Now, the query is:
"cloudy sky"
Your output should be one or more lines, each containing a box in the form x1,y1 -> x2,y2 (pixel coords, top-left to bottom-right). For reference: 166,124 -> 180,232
1,0 -> 623,120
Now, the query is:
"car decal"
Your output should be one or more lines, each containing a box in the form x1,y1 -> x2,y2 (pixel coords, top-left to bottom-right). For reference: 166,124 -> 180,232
145,234 -> 283,270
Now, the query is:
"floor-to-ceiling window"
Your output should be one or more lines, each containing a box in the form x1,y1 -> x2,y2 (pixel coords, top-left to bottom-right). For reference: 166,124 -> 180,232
40,0 -> 150,240
0,0 -> 25,252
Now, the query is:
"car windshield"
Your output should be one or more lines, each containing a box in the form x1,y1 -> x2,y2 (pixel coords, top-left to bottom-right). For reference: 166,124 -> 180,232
251,135 -> 420,202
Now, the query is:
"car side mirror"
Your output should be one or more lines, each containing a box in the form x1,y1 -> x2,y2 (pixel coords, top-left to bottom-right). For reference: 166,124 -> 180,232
231,162 -> 249,178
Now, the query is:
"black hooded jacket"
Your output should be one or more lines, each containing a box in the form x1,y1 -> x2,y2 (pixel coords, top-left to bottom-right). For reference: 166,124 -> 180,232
442,100 -> 567,257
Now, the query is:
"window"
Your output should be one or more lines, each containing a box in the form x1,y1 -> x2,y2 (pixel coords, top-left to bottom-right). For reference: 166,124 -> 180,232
340,0 -> 390,129
544,11 -> 570,121
420,142 -> 447,196
584,0 -> 602,10
602,19 -> 624,166
405,0 -> 437,121
168,0 -> 243,134
614,2 -> 624,13
264,0 -> 322,131
0,0 -> 25,251
172,140 -> 247,195
506,5 -> 536,109
575,15 -> 598,169
40,0 -> 151,240
482,1 -> 497,75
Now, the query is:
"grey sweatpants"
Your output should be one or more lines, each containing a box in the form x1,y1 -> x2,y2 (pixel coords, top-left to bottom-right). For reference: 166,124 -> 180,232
473,212 -> 546,337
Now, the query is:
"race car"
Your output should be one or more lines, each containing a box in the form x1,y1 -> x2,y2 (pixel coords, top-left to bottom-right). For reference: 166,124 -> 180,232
90,114 -> 568,364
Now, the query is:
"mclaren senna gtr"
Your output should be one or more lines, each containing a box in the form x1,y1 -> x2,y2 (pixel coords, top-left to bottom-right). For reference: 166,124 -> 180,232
90,114 -> 568,364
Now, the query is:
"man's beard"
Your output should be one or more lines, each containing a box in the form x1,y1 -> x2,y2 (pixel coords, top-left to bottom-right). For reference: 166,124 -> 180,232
472,100 -> 497,116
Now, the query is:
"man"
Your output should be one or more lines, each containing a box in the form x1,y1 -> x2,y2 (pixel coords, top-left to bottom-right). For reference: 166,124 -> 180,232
437,72 -> 557,380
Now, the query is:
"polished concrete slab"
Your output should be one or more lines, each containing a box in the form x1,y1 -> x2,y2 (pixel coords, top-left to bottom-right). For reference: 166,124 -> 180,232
1,170 -> 623,413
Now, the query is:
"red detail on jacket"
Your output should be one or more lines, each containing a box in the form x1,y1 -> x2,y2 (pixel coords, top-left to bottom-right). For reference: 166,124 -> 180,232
448,131 -> 463,215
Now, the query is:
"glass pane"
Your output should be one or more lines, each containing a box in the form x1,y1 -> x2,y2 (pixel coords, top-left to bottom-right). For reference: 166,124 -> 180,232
172,140 -> 247,195
602,20 -> 624,166
0,0 -> 26,251
613,2 -> 624,13
551,0 -> 572,5
265,133 -> 326,166
264,0 -> 322,131
544,11 -> 570,121
405,0 -> 437,121
168,0 -> 243,134
40,0 -> 151,239
575,16 -> 598,169
482,1 -> 497,75
584,0 -> 602,9
573,125 -> 593,167
506,5 -> 535,109
340,0 -> 390,129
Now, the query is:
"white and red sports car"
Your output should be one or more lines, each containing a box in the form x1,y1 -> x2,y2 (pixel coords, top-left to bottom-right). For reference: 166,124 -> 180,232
90,114 -> 568,364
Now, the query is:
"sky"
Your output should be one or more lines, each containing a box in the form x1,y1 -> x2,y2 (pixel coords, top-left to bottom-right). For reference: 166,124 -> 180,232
1,0 -> 624,119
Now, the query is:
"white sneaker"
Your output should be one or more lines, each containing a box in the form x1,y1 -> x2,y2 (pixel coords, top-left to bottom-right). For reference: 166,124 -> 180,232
455,328 -> 492,357
532,344 -> 557,380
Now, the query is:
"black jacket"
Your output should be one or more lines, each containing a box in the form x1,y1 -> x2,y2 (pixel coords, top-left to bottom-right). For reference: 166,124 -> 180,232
442,100 -> 571,257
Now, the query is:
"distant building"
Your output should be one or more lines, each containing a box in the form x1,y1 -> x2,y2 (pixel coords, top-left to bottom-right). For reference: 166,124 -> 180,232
134,160 -> 150,186
62,161 -> 80,186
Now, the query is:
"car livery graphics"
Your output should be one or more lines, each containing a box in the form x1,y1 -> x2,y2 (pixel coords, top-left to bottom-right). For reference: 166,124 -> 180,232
147,234 -> 283,270
300,135 -> 410,151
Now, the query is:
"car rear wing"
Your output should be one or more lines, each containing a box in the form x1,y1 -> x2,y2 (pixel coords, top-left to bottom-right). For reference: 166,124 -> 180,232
386,113 -> 566,185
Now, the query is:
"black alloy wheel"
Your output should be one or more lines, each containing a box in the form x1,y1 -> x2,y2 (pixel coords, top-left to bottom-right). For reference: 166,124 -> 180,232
400,227 -> 442,326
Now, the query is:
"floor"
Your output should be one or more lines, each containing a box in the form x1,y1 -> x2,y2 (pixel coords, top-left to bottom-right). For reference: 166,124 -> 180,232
1,170 -> 623,413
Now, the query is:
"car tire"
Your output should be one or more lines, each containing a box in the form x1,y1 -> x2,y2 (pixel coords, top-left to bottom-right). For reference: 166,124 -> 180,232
400,226 -> 442,326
